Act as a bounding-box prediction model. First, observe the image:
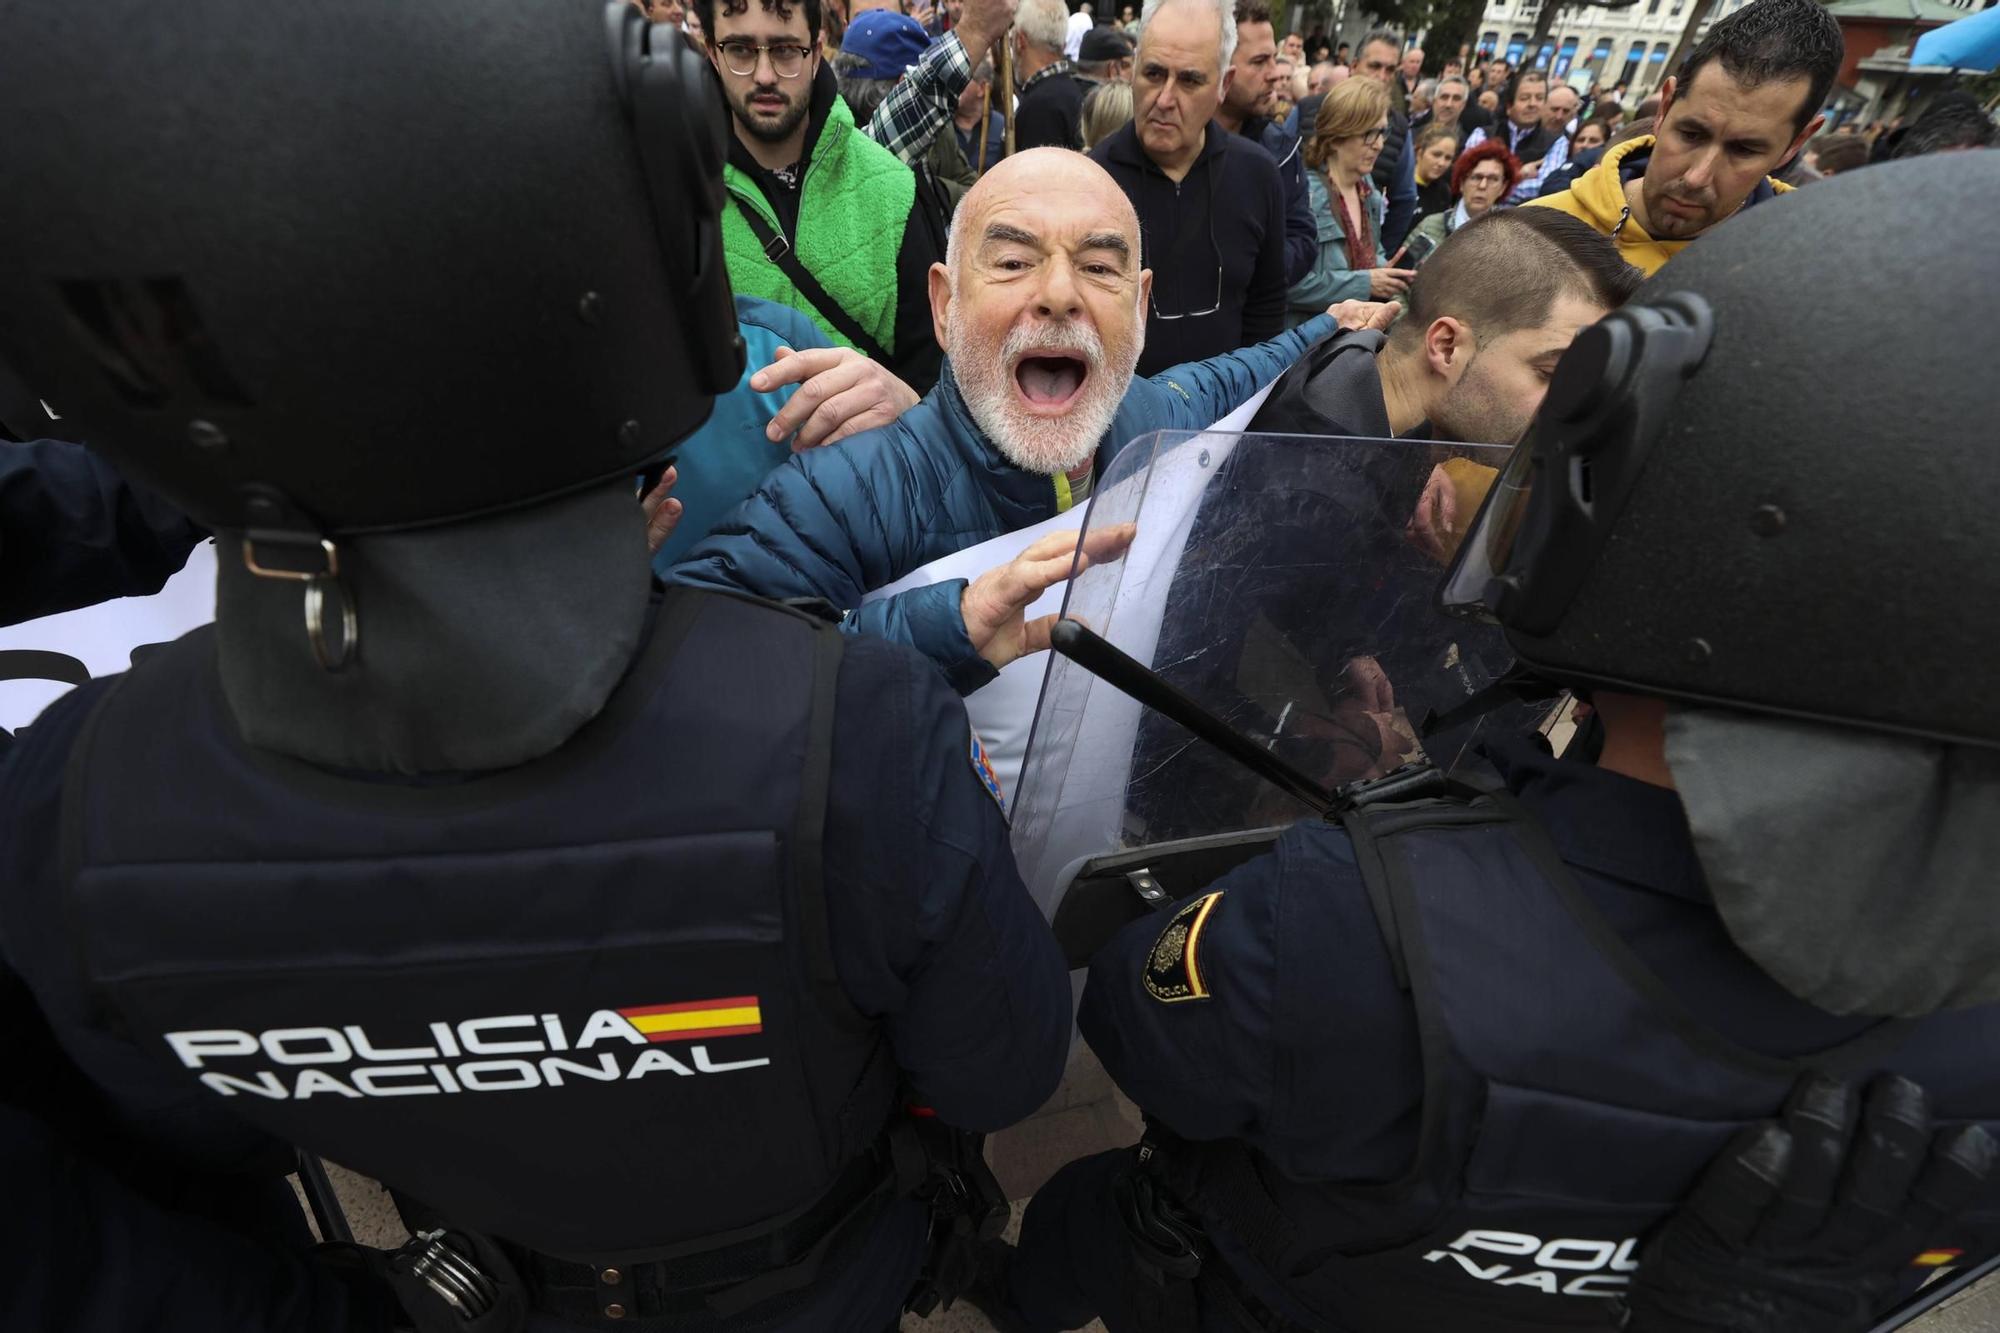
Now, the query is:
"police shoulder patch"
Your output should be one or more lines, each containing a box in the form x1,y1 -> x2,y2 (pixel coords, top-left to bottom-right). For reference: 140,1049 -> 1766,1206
1143,892 -> 1223,1004
968,728 -> 1006,811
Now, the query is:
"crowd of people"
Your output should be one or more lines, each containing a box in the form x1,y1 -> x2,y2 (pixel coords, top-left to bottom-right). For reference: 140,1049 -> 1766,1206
613,0 -> 1994,574
2,0 -> 1998,1331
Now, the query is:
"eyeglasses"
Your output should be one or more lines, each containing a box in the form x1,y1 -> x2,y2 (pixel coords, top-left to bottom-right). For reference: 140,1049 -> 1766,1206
1465,172 -> 1506,187
1359,127 -> 1389,147
717,39 -> 813,78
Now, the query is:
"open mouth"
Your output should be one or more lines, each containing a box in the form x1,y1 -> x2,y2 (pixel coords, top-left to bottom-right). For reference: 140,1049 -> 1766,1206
1013,353 -> 1090,413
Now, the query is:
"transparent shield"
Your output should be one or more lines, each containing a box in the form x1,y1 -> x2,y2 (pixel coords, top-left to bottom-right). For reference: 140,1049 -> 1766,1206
1010,429 -> 1556,918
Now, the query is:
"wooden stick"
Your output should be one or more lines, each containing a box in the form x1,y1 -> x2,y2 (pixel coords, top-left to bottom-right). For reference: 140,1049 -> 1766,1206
999,37 -> 1016,156
977,83 -> 994,172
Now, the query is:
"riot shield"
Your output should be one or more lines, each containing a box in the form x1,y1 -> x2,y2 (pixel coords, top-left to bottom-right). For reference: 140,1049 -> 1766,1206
1009,429 -> 1562,965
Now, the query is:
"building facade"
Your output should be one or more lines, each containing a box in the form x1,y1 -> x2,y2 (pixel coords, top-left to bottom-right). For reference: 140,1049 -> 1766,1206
1463,0 -> 1760,96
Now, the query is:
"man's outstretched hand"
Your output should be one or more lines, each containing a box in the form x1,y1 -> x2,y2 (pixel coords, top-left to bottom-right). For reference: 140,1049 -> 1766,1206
961,524 -> 1137,670
754,346 -> 921,452
1326,299 -> 1400,333
1620,1072 -> 1995,1333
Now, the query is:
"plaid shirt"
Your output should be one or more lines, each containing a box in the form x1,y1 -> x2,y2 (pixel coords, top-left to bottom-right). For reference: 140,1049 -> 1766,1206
863,31 -> 974,166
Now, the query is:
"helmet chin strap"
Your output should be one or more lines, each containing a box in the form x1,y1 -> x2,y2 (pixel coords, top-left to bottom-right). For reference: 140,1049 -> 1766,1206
238,485 -> 357,672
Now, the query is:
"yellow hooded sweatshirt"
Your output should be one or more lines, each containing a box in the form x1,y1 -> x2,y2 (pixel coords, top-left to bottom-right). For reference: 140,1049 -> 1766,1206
1530,135 -> 1794,277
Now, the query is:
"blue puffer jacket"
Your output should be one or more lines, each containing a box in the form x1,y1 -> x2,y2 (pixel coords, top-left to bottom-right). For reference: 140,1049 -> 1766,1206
650,297 -> 833,569
672,313 -> 1339,694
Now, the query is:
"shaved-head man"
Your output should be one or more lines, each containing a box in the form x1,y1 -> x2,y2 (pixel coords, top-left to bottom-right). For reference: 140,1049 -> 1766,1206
677,149 -> 1351,691
933,150 -> 1151,476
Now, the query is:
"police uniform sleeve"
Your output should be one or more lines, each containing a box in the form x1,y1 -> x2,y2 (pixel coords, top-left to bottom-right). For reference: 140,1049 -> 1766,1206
0,687 -> 393,1332
0,438 -> 207,626
1077,822 -> 1425,1174
818,636 -> 1072,1131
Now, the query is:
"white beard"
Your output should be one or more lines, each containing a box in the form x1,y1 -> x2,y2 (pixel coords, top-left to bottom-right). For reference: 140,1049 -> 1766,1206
947,305 -> 1142,476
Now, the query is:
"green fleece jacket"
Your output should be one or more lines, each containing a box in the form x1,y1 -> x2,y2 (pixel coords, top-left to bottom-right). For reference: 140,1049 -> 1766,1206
721,91 -> 916,360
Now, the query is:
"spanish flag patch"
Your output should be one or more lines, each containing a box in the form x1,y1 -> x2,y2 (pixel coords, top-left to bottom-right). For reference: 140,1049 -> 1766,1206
969,728 -> 1006,811
617,997 -> 763,1043
1144,892 -> 1223,1004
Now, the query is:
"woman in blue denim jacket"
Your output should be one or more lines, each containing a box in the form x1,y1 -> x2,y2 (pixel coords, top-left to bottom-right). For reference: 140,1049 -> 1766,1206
1284,77 -> 1414,327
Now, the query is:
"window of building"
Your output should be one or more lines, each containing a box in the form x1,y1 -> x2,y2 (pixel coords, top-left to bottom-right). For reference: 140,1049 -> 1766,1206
1506,32 -> 1528,64
1620,38 -> 1646,86
1554,36 -> 1580,77
1479,30 -> 1500,57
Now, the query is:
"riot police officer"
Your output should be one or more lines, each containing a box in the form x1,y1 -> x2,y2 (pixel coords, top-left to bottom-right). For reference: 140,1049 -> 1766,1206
0,3 -> 1069,1329
994,152 -> 2000,1330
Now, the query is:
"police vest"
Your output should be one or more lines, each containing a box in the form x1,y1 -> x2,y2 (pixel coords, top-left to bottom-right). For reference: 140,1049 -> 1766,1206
1170,787 -> 2000,1332
61,587 -> 901,1317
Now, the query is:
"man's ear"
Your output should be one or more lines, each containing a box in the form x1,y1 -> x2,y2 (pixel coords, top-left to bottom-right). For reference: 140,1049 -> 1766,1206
929,261 -> 954,351
1778,112 -> 1826,171
1655,74 -> 1676,127
1424,316 -> 1473,382
1219,65 -> 1236,99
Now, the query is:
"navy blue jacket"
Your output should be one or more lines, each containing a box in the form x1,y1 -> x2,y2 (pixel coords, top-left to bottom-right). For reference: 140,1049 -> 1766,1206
1076,732 -> 1900,1323
672,317 -> 1337,695
1092,122 -> 1294,379
0,438 -> 206,628
0,620 -> 1071,1332
1239,115 -> 1317,287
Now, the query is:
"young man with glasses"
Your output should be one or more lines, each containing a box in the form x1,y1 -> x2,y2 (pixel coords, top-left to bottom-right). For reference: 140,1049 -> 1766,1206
700,0 -> 946,390
1090,0 -> 1291,378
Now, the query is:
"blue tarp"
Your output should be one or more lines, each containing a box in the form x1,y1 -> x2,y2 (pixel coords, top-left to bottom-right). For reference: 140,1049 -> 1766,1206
1912,4 -> 2000,72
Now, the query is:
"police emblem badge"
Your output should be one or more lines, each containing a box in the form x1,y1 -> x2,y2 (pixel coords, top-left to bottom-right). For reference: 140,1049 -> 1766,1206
1143,892 -> 1223,1003
968,728 -> 1006,811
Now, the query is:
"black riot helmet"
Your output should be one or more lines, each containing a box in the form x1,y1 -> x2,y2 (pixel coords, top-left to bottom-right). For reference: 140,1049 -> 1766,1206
1442,152 -> 2000,749
0,1 -> 742,540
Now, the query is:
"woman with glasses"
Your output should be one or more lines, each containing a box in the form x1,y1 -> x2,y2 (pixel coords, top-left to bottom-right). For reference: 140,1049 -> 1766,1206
1284,77 -> 1416,327
1403,138 -> 1521,262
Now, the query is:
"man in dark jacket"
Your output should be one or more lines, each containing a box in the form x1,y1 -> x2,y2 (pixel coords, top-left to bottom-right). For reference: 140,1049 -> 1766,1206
702,0 -> 946,391
676,148 -> 1343,694
1216,0 -> 1314,286
1012,0 -> 1085,150
1093,0 -> 1288,378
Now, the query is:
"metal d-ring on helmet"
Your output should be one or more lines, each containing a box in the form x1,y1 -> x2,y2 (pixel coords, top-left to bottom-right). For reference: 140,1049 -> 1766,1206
0,2 -> 743,669
1441,151 -> 2000,752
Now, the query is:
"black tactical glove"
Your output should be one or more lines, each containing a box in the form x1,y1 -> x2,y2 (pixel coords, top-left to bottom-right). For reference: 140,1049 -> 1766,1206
1619,1072 -> 1995,1333
320,1228 -> 527,1333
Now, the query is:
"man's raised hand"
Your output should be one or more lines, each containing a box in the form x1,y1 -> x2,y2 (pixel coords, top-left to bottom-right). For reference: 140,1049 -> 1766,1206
960,524 -> 1138,670
755,346 -> 922,452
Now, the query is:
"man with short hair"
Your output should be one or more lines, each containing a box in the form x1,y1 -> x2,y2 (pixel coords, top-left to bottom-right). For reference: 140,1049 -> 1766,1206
1074,25 -> 1135,86
1544,81 -> 1579,137
1352,28 -> 1422,252
1217,0 -> 1317,285
1399,43 -> 1425,97
1280,30 -> 1304,63
1092,0 -> 1293,377
700,0 -> 946,388
1307,59 -> 1339,95
1465,71 -> 1562,202
1532,0 -> 1841,273
676,149 -> 1345,692
1410,75 -> 1435,119
953,60 -> 1008,172
1413,72 -> 1474,137
1013,0 -> 1087,150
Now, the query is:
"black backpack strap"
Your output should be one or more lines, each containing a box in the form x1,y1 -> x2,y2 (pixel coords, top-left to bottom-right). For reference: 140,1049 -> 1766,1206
734,205 -> 894,364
